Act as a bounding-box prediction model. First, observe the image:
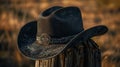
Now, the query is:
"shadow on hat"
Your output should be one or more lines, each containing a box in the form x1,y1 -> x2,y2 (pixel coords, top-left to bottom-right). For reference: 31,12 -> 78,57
17,6 -> 108,60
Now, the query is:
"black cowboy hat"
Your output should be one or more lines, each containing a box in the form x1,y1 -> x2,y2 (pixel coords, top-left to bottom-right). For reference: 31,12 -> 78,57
17,6 -> 108,60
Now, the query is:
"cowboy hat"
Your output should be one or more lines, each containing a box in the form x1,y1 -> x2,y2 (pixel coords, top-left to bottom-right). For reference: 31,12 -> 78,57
17,6 -> 108,60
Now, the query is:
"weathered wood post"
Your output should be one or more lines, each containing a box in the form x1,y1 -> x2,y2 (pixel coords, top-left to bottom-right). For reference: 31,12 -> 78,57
35,39 -> 104,67
17,6 -> 108,67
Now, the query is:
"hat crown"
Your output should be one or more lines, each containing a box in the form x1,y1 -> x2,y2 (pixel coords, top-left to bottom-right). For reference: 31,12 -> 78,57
38,6 -> 84,38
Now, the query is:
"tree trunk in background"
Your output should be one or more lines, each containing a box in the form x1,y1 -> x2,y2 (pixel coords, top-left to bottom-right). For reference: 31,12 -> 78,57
35,39 -> 101,67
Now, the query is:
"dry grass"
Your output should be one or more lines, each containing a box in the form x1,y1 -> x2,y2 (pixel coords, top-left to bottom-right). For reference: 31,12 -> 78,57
0,0 -> 120,67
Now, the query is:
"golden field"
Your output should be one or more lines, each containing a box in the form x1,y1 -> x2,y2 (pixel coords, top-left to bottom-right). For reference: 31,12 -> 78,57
0,0 -> 120,67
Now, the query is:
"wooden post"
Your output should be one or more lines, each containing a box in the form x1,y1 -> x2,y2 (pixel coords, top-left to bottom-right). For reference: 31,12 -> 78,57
35,39 -> 101,67
35,60 -> 39,67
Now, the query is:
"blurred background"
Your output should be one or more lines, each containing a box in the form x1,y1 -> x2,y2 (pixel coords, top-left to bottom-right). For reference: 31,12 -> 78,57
0,0 -> 120,67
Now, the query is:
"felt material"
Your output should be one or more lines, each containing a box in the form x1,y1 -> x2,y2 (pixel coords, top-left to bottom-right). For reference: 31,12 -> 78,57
17,6 -> 108,60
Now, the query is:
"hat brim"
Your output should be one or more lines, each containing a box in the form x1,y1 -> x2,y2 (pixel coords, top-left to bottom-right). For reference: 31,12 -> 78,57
17,21 -> 108,60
